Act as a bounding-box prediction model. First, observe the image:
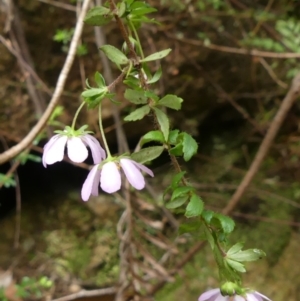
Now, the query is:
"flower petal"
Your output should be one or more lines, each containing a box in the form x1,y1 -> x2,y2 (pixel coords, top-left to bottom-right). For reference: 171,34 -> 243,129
67,137 -> 88,163
120,159 -> 145,190
253,292 -> 271,301
246,294 -> 260,301
129,160 -> 154,177
234,296 -> 245,301
81,165 -> 100,201
43,135 -> 67,167
215,294 -> 228,301
82,134 -> 106,164
198,289 -> 220,301
100,162 -> 121,193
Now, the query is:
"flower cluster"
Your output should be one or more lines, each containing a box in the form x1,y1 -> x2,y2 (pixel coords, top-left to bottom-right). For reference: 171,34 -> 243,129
199,289 -> 271,301
43,130 -> 154,201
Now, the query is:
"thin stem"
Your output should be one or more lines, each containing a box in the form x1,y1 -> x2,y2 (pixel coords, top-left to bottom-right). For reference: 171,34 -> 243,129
98,103 -> 112,158
71,101 -> 86,130
128,19 -> 144,59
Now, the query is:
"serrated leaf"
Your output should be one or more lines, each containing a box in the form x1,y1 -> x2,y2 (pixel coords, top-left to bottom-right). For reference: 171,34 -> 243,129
124,89 -> 147,104
140,130 -> 165,146
226,258 -> 246,273
228,249 -> 266,262
158,94 -> 183,110
152,107 -> 169,141
171,171 -> 186,189
100,45 -> 129,65
227,243 -> 244,256
147,67 -> 162,84
182,133 -> 198,161
168,129 -> 179,145
185,194 -> 204,218
141,49 -> 172,62
166,196 -> 188,209
84,6 -> 113,26
131,146 -> 164,164
171,186 -> 194,201
124,105 -> 150,121
213,213 -> 235,234
94,72 -> 106,87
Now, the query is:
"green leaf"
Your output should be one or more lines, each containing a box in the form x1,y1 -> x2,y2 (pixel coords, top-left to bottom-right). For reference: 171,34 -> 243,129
169,143 -> 183,156
100,45 -> 129,65
152,107 -> 169,141
226,258 -> 246,273
179,220 -> 203,234
166,196 -> 189,209
171,186 -> 194,201
141,49 -> 172,62
168,129 -> 179,145
171,171 -> 186,189
228,249 -> 266,262
132,7 -> 157,15
140,130 -> 165,146
202,210 -> 214,223
81,88 -> 106,98
185,194 -> 204,218
124,89 -> 147,104
147,67 -> 162,84
204,225 -> 215,249
213,213 -> 235,234
84,6 -> 113,26
144,90 -> 159,101
227,243 -> 244,256
124,105 -> 150,121
182,133 -> 198,161
158,94 -> 183,110
131,146 -> 164,164
94,72 -> 106,87
118,1 -> 126,17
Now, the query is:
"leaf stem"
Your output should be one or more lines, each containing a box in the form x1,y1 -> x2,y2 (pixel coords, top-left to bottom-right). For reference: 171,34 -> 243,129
99,103 -> 112,158
71,101 -> 86,130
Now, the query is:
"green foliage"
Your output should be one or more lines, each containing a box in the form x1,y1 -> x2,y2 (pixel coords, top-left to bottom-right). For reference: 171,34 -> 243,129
141,49 -> 172,62
125,89 -> 148,104
152,107 -> 169,141
140,130 -> 165,145
169,132 -> 198,161
158,94 -> 183,111
185,194 -> 204,217
0,173 -> 16,188
124,105 -> 150,121
100,45 -> 129,66
84,6 -> 113,26
130,146 -> 164,164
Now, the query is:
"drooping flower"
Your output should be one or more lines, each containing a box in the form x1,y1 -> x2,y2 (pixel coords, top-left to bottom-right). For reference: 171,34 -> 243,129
81,158 -> 154,201
198,288 -> 271,301
43,132 -> 105,167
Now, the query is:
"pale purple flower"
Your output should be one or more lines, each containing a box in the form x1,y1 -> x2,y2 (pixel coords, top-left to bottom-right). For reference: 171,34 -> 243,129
43,134 -> 105,167
199,289 -> 271,301
81,158 -> 154,201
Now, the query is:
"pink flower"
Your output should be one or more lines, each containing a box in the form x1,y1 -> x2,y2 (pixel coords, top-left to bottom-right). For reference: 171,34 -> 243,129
199,289 -> 271,301
81,158 -> 154,201
43,134 -> 105,167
